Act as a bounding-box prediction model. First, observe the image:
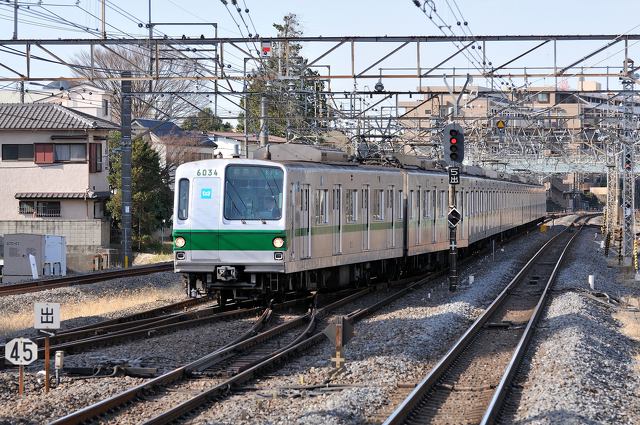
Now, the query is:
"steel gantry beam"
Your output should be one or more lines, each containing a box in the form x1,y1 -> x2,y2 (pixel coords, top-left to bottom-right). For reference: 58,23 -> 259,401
0,33 -> 639,178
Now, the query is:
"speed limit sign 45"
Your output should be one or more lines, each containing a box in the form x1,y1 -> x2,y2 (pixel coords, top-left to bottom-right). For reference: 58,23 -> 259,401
5,338 -> 38,366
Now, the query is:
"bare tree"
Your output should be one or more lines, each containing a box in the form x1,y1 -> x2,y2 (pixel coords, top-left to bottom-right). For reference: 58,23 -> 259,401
74,45 -> 205,122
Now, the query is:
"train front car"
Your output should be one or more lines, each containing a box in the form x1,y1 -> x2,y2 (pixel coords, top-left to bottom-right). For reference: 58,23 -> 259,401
173,159 -> 287,302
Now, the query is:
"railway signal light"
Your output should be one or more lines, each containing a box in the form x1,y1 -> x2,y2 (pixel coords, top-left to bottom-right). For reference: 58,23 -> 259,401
442,123 -> 465,164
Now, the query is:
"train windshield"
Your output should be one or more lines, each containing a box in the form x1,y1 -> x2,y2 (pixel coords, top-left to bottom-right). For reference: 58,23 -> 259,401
224,165 -> 284,220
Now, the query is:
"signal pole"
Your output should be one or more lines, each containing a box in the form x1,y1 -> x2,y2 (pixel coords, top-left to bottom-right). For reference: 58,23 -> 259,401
443,123 -> 464,291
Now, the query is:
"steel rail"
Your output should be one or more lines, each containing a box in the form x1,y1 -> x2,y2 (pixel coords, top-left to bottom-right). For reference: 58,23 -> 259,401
383,219 -> 582,425
0,262 -> 173,296
1,305 -> 261,368
480,219 -> 585,424
141,273 -> 447,425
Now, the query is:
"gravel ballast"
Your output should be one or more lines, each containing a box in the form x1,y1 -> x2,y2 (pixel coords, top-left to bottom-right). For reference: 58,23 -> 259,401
0,271 -> 185,340
184,226 -> 565,425
1,218 -> 638,424
504,226 -> 640,424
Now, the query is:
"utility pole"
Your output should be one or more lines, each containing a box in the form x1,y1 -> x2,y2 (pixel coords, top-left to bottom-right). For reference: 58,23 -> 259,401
259,93 -> 268,147
12,0 -> 18,40
120,71 -> 133,268
101,0 -> 106,39
148,0 -> 153,95
621,57 -> 636,261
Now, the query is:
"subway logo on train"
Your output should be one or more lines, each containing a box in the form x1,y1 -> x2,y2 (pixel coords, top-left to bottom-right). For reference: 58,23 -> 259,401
173,144 -> 545,303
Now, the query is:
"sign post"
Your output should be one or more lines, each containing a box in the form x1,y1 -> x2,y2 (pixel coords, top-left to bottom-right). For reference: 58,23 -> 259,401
5,337 -> 38,396
442,124 -> 464,292
323,315 -> 354,369
34,303 -> 61,393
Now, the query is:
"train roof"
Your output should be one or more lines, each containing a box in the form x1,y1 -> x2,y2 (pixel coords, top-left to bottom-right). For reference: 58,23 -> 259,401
176,157 -> 540,187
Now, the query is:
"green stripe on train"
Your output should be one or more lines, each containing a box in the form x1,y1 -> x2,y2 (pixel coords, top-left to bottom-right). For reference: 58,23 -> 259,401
173,229 -> 287,251
173,218 -> 450,251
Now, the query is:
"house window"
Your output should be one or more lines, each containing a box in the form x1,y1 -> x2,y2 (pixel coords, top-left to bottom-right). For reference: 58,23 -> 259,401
315,189 -> 328,224
102,99 -> 109,117
537,93 -> 550,103
19,201 -> 61,217
93,201 -> 104,219
372,189 -> 384,221
54,144 -> 86,162
18,201 -> 34,214
346,189 -> 358,223
89,143 -> 103,172
35,144 -> 54,164
2,144 -> 34,161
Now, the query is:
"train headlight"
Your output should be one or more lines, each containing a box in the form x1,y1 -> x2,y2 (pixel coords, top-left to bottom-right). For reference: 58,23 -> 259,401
272,237 -> 285,249
175,236 -> 186,248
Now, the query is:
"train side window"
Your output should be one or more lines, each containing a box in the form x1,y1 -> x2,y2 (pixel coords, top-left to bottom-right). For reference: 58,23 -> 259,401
177,178 -> 189,220
346,189 -> 358,223
423,190 -> 430,218
397,190 -> 403,220
372,189 -> 384,221
387,188 -> 394,220
440,190 -> 446,217
315,189 -> 328,224
408,190 -> 414,219
431,190 -> 436,219
416,188 -> 421,223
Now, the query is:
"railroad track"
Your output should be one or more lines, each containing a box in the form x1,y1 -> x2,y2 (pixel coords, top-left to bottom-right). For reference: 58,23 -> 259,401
0,262 -> 173,297
51,269 -> 451,425
1,293 -> 317,368
383,217 -> 584,425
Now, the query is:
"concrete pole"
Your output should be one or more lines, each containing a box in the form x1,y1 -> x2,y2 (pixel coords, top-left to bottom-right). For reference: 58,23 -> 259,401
121,71 -> 133,268
12,0 -> 18,40
101,0 -> 106,39
259,93 -> 268,147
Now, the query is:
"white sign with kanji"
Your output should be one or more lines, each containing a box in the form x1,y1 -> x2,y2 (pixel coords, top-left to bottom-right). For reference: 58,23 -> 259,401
34,302 -> 60,330
5,338 -> 38,366
261,41 -> 272,57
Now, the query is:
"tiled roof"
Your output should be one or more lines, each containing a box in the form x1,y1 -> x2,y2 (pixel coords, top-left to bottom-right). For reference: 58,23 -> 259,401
132,119 -> 184,137
0,103 -> 118,130
15,192 -> 110,200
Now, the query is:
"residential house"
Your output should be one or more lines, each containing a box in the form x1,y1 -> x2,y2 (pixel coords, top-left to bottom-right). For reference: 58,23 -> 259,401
0,103 -> 117,271
0,81 -> 113,122
132,119 -> 217,180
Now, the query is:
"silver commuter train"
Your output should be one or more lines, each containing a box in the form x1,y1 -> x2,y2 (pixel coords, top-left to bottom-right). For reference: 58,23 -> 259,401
172,147 -> 546,300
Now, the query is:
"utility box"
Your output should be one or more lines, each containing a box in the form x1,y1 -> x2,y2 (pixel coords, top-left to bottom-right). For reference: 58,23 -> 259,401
2,234 -> 66,284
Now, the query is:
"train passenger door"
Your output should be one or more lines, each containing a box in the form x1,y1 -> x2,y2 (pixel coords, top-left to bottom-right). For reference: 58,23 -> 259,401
362,185 -> 370,251
301,185 -> 311,258
332,185 -> 342,254
190,177 -> 220,260
387,186 -> 395,248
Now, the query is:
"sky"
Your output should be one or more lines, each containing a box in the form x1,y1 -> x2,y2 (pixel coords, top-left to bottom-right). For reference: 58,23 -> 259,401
1,0 -> 639,118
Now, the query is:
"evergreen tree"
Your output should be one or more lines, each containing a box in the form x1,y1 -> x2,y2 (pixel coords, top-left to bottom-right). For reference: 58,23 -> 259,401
243,14 -> 327,140
106,132 -> 173,246
182,107 -> 232,132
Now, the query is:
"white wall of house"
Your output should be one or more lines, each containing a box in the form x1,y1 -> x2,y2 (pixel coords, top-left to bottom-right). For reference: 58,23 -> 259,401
40,84 -> 113,121
0,130 -> 109,221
